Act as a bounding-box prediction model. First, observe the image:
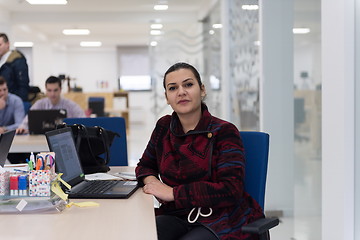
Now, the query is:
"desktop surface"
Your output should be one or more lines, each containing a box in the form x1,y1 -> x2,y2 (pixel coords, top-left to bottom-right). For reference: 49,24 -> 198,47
10,134 -> 49,153
0,167 -> 157,240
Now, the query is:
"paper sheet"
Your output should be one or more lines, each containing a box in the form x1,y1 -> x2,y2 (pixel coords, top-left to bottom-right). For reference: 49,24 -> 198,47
116,172 -> 136,180
85,173 -> 122,181
3,164 -> 28,172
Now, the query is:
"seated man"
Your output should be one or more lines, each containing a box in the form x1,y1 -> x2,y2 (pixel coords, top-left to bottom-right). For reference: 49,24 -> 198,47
17,76 -> 86,134
0,76 -> 25,133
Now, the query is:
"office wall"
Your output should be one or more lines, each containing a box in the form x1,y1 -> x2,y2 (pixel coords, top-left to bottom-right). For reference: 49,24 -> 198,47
0,9 -> 10,35
61,48 -> 117,92
322,0 -> 355,239
31,45 -> 118,93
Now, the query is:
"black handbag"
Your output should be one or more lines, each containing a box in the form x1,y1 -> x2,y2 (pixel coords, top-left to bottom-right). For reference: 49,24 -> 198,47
57,123 -> 119,174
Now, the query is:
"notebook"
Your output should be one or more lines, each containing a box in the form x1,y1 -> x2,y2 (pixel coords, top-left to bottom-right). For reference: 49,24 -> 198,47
0,130 -> 16,167
45,127 -> 138,199
28,109 -> 67,135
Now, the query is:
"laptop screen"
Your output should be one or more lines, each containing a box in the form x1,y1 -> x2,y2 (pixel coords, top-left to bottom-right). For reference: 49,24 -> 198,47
28,109 -> 67,134
0,130 -> 16,167
45,127 -> 84,186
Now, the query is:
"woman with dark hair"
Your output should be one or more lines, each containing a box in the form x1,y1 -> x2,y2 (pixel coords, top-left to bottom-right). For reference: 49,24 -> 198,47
136,62 -> 264,240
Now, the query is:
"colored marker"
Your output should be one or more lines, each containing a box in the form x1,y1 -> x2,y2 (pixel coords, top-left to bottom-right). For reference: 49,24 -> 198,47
10,175 -> 19,196
30,152 -> 35,169
18,175 -> 28,196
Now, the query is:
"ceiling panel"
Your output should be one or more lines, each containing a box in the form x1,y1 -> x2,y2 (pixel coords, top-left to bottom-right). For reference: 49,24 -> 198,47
0,0 -> 320,48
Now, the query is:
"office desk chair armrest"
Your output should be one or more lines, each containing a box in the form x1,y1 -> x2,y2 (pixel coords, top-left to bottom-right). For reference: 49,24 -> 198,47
241,217 -> 279,234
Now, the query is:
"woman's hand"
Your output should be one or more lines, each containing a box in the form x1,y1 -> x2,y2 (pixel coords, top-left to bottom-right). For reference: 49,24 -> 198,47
142,176 -> 174,202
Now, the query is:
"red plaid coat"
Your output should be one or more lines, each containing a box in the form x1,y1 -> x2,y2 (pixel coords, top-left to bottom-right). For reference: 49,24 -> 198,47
136,104 -> 264,240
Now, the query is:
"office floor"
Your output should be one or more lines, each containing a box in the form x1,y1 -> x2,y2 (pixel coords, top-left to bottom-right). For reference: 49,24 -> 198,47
127,122 -> 322,240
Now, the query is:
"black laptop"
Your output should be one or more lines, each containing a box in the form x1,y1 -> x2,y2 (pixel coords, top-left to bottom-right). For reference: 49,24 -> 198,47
0,130 -> 16,167
28,109 -> 67,134
45,127 -> 138,199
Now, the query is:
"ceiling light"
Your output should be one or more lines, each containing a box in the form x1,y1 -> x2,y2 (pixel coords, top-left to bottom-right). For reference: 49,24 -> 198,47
209,30 -> 215,35
212,24 -> 223,29
26,0 -> 67,5
150,41 -> 158,47
242,5 -> 259,10
293,28 -> 310,34
154,4 -> 168,10
80,41 -> 102,47
150,23 -> 163,29
63,29 -> 90,35
13,42 -> 34,47
150,30 -> 162,36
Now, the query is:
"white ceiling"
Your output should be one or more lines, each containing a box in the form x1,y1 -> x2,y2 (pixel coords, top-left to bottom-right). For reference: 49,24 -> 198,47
0,0 -> 320,48
0,0 -> 216,48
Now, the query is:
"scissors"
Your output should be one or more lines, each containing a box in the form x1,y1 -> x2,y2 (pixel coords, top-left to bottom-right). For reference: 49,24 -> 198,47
45,154 -> 54,170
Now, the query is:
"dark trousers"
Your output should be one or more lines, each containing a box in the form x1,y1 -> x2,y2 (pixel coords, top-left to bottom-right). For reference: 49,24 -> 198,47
156,215 -> 219,240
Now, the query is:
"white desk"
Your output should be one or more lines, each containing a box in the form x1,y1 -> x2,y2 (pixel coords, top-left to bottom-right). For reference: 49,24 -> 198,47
0,167 -> 157,240
10,135 -> 49,153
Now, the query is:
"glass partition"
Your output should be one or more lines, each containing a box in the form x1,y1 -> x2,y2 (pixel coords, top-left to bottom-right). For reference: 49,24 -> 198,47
293,0 -> 321,239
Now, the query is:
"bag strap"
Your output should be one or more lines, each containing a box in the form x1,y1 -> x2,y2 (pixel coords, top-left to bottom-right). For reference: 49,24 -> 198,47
75,126 -> 82,153
79,124 -> 103,166
97,126 -> 111,165
60,123 -> 112,166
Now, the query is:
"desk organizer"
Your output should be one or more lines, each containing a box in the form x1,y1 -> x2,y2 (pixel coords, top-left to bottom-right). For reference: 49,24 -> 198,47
0,152 -> 68,214
0,195 -> 67,214
0,171 -> 10,196
29,170 -> 51,197
0,172 -> 67,214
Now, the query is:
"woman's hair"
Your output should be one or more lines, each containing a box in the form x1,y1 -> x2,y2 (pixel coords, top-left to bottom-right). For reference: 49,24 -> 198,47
163,62 -> 202,89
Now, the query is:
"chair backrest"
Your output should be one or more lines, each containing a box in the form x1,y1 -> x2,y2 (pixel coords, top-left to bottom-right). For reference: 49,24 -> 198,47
240,131 -> 270,210
63,117 -> 128,166
23,101 -> 31,114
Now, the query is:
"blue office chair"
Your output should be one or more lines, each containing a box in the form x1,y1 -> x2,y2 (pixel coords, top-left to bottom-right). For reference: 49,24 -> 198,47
63,117 -> 128,166
23,101 -> 31,114
240,131 -> 279,240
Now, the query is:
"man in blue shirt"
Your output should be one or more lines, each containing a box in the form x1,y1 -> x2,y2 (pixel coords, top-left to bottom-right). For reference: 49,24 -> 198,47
0,76 -> 25,133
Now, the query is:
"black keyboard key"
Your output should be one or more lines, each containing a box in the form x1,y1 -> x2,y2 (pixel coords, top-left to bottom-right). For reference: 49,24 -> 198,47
78,180 -> 119,194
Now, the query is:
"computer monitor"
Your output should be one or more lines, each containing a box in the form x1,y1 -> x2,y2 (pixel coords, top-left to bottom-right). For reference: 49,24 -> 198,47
88,97 -> 105,117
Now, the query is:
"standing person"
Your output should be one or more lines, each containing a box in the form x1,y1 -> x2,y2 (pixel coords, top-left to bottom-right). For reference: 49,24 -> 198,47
16,76 -> 86,134
136,62 -> 264,240
0,33 -> 30,101
0,76 -> 25,133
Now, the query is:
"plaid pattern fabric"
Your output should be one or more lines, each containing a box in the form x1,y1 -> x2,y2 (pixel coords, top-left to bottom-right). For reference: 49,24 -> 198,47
136,104 -> 264,240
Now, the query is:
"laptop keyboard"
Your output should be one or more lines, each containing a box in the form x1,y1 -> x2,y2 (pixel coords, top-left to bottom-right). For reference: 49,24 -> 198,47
77,180 -> 119,194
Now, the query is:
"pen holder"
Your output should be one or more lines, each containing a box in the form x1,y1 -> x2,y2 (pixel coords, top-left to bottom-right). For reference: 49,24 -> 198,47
29,170 -> 51,197
35,152 -> 55,175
